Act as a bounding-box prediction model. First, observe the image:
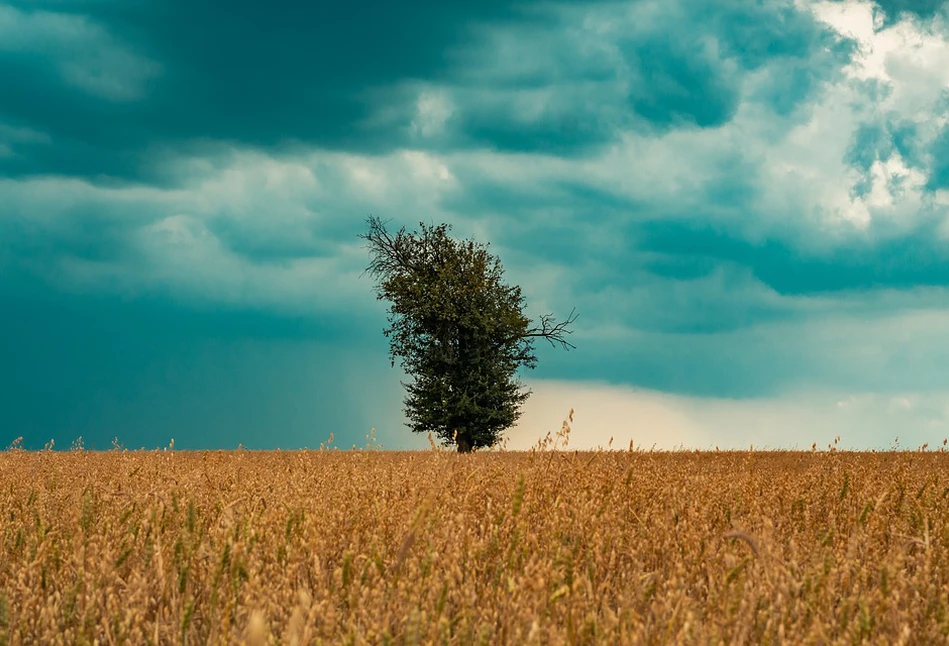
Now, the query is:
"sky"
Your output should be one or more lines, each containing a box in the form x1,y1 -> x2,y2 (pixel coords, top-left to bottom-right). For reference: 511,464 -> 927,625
3,0 -> 949,451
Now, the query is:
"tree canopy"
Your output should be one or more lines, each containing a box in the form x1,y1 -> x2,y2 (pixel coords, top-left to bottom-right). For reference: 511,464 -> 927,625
360,216 -> 576,452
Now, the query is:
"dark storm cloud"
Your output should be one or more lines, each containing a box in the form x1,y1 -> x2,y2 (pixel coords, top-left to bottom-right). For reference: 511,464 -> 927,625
0,288 -> 395,450
846,118 -> 927,183
871,0 -> 948,24
931,123 -> 949,190
0,0 -> 558,183
494,183 -> 949,301
532,307 -> 949,398
631,217 -> 949,295
0,0 -> 858,183
624,1 -> 852,127
445,0 -> 854,153
622,36 -> 741,129
3,0 -> 949,447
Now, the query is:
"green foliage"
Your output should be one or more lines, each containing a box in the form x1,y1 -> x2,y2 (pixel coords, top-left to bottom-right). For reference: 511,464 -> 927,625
360,216 -> 576,452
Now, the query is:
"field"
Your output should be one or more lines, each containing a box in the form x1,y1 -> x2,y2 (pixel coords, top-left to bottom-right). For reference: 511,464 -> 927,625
2,444 -> 949,644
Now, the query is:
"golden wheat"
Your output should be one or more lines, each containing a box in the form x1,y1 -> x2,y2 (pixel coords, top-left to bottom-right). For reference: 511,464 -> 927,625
2,445 -> 949,644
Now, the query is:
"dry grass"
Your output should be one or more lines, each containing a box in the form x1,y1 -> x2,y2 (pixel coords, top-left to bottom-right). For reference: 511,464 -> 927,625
2,442 -> 949,644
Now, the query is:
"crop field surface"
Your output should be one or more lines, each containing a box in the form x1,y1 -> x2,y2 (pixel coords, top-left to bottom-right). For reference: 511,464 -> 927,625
2,449 -> 949,645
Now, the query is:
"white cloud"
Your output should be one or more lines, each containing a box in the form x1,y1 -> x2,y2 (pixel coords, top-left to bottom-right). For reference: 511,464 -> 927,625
428,0 -> 949,253
411,90 -> 455,139
0,5 -> 160,101
0,122 -> 51,145
812,0 -> 949,99
0,145 -> 466,315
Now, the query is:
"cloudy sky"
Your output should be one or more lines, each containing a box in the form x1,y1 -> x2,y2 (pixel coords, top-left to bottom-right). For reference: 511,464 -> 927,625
3,0 -> 949,451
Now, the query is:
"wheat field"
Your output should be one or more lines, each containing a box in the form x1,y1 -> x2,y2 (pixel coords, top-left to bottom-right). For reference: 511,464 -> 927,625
2,441 -> 949,645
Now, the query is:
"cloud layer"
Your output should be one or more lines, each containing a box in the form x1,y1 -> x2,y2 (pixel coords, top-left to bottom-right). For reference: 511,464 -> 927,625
3,0 -> 949,449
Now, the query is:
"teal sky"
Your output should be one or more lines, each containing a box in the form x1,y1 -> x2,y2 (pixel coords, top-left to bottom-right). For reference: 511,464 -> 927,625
3,0 -> 949,450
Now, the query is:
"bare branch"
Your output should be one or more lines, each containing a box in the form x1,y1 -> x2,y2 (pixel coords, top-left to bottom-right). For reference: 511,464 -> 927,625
521,307 -> 578,350
358,215 -> 416,280
496,308 -> 578,351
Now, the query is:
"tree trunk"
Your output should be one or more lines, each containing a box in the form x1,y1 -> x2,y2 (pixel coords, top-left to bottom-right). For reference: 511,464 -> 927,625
456,431 -> 473,453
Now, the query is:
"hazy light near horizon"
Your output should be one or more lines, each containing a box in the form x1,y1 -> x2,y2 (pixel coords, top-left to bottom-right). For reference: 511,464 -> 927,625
506,381 -> 949,452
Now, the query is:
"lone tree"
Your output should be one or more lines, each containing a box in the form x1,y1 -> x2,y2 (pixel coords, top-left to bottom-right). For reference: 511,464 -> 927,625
360,216 -> 577,452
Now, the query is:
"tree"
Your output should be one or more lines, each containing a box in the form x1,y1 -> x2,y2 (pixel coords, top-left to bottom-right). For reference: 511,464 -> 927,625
360,216 -> 577,452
